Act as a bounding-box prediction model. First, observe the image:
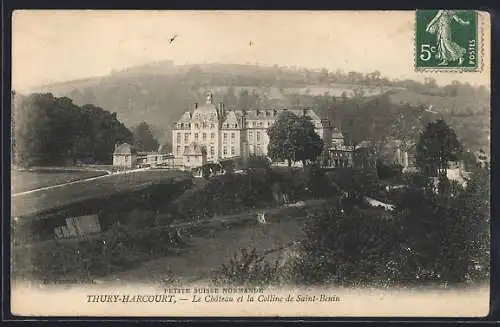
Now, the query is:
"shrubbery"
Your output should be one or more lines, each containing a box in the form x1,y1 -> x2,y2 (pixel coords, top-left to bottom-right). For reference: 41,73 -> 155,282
212,248 -> 281,287
296,203 -> 403,287
174,167 -> 332,220
13,221 -> 188,280
211,168 -> 490,288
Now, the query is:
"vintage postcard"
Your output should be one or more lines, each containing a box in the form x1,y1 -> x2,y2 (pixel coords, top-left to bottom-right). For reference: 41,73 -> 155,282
10,10 -> 491,317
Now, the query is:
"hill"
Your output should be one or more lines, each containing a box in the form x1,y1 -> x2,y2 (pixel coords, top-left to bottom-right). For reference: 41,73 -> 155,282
25,63 -> 489,152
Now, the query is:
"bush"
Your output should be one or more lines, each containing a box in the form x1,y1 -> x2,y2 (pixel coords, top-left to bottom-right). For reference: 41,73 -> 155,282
306,164 -> 337,198
328,168 -> 380,197
376,162 -> 403,180
212,248 -> 281,287
245,155 -> 271,170
296,202 -> 402,286
15,220 -> 189,280
292,180 -> 490,287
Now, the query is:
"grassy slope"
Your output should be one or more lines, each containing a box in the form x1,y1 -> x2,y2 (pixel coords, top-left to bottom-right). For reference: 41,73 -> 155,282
11,170 -> 108,194
12,170 -> 189,218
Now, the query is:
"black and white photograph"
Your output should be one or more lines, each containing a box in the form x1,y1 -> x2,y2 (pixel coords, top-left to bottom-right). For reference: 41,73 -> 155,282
10,10 -> 491,317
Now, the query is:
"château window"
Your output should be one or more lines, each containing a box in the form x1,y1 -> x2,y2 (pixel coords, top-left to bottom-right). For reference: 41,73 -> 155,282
231,132 -> 235,140
177,132 -> 181,143
203,133 -> 206,141
211,133 -> 215,139
180,123 -> 184,129
202,122 -> 207,128
257,132 -> 261,141
195,123 -> 199,129
231,146 -> 235,155
223,133 -> 227,140
223,146 -> 227,155
194,133 -> 199,140
249,131 -> 253,138
184,133 -> 189,142
210,123 -> 215,129
210,146 -> 215,156
252,122 -> 256,127
184,146 -> 188,153
225,123 -> 229,128
177,146 -> 181,155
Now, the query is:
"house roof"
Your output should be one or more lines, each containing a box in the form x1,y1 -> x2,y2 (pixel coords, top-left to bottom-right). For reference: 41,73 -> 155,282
331,130 -> 344,139
184,142 -> 206,156
113,143 -> 136,155
158,144 -> 172,154
355,140 -> 374,149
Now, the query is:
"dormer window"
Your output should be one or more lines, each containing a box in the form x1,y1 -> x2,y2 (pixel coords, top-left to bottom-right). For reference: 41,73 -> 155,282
195,123 -> 199,129
180,123 -> 184,128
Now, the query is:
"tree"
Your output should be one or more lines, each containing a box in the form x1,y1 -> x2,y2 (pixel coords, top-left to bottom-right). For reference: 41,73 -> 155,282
223,87 -> 238,109
238,89 -> 250,110
267,111 -> 324,167
12,93 -> 132,167
293,115 -> 324,167
416,120 -> 463,177
132,122 -> 159,152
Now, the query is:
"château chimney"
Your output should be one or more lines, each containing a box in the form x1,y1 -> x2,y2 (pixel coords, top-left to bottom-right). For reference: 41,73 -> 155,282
206,92 -> 213,105
194,102 -> 198,109
218,102 -> 225,118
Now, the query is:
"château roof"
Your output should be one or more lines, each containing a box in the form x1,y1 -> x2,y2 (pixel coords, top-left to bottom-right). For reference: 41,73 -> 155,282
192,104 -> 219,123
221,111 -> 240,128
245,109 -> 280,120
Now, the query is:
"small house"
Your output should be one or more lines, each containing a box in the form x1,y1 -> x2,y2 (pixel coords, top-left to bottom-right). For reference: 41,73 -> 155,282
184,142 -> 207,170
113,143 -> 137,168
326,130 -> 354,168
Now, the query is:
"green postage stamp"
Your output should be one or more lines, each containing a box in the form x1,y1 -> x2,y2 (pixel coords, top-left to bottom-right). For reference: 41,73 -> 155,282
415,10 -> 479,71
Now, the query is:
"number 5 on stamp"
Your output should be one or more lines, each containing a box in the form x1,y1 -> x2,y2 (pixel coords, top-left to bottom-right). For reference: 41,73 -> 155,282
415,10 -> 478,70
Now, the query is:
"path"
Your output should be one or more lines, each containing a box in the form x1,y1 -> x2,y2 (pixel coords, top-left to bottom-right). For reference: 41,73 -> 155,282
12,168 -> 149,197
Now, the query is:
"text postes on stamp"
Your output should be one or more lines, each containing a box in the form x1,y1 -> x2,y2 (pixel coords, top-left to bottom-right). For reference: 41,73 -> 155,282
415,10 -> 478,71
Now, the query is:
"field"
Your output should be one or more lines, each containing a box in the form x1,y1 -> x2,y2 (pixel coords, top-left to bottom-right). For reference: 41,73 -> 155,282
100,208 -> 310,284
11,170 -> 108,194
11,169 -> 190,218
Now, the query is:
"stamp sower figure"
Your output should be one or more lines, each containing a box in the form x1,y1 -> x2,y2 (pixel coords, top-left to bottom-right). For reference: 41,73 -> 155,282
425,10 -> 470,66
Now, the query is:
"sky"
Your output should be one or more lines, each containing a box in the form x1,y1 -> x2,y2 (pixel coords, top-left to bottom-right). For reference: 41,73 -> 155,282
12,10 -> 491,91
